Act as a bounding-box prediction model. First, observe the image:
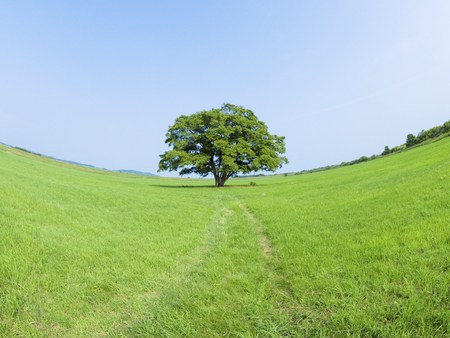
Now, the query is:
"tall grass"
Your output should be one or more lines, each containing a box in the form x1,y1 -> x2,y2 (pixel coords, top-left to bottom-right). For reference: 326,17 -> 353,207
0,138 -> 449,336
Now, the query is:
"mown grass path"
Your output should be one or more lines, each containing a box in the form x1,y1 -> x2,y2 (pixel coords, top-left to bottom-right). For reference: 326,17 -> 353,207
238,200 -> 273,258
122,196 -> 299,337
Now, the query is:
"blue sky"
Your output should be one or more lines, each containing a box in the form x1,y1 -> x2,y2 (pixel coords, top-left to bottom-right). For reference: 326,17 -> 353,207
1,1 -> 449,175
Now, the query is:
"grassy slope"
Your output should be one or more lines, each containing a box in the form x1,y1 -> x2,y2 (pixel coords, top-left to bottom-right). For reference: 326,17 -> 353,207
236,138 -> 450,336
0,138 -> 449,336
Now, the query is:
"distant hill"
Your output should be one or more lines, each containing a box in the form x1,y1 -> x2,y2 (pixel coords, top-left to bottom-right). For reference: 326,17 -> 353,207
113,169 -> 156,176
0,141 -> 156,176
288,118 -> 450,176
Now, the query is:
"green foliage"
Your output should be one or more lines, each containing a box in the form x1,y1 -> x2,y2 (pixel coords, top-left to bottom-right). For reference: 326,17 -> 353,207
406,133 -> 419,147
406,119 -> 450,148
159,103 -> 288,186
358,155 -> 369,162
382,145 -> 391,155
390,144 -> 406,153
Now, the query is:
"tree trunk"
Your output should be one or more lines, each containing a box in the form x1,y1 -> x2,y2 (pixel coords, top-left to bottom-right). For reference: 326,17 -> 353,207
214,174 -> 220,187
214,173 -> 228,187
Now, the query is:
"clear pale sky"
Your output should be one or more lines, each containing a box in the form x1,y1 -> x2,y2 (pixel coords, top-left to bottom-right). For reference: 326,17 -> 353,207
1,1 -> 449,175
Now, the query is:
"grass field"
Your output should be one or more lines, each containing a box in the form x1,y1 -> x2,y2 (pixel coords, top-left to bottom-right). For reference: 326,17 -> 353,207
0,137 -> 449,337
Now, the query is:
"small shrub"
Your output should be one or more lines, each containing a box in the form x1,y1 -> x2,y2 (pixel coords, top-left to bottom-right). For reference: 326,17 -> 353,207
406,133 -> 419,147
249,181 -> 257,186
382,146 -> 390,155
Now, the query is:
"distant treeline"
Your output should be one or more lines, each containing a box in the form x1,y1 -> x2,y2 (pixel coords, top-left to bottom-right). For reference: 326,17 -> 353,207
406,119 -> 450,147
293,119 -> 450,176
14,147 -> 43,156
382,119 -> 450,155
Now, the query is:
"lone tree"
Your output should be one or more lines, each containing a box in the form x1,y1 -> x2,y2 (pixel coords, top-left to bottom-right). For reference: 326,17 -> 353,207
159,103 -> 288,187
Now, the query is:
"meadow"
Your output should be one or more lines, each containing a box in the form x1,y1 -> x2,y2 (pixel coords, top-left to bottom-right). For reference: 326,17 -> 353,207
0,137 -> 449,337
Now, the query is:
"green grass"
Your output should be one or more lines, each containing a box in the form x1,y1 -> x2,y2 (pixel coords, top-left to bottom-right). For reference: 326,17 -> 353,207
0,138 -> 449,336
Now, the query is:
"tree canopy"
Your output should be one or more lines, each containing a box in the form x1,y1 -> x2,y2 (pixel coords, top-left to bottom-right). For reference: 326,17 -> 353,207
158,104 -> 288,186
